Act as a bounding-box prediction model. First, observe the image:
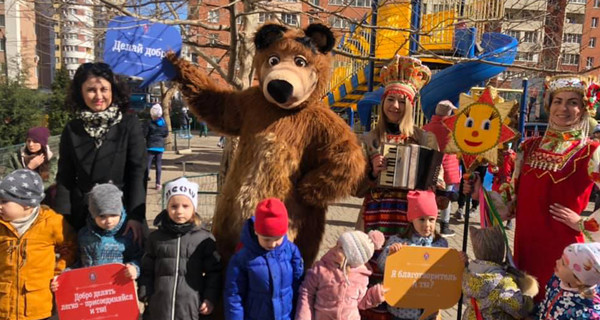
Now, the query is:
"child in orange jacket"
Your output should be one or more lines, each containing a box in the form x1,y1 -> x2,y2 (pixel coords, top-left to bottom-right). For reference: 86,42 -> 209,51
0,169 -> 77,320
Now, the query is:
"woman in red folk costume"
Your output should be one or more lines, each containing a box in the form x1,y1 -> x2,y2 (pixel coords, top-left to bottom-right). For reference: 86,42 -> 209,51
481,75 -> 600,302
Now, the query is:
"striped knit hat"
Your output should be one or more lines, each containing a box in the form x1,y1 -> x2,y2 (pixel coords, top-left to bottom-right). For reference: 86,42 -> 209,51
338,230 -> 385,268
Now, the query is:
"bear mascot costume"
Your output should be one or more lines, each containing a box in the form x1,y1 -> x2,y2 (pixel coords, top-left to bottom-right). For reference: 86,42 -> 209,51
166,23 -> 366,268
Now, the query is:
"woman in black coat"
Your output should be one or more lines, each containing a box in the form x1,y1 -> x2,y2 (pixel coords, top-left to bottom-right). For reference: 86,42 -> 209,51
54,62 -> 147,242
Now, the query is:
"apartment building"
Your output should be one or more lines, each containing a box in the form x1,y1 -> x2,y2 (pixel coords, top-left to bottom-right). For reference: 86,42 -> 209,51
499,0 -> 586,83
580,0 -> 600,76
54,0 -> 95,78
4,0 -> 39,88
187,0 -> 371,87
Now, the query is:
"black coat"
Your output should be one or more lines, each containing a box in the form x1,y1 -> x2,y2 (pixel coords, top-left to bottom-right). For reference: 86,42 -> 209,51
54,113 -> 147,230
144,118 -> 169,150
138,213 -> 223,320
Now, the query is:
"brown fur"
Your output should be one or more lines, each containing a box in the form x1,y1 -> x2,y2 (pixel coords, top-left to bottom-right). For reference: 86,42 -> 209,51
167,23 -> 366,268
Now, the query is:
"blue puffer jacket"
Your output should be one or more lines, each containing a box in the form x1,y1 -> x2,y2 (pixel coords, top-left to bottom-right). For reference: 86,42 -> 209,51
77,209 -> 143,276
144,117 -> 169,152
224,217 -> 304,320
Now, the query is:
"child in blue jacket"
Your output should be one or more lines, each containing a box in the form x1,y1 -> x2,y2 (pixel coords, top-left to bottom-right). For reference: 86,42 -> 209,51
224,198 -> 304,320
51,183 -> 142,291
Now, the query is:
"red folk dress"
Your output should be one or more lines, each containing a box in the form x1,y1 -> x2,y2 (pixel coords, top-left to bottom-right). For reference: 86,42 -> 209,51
513,129 -> 600,302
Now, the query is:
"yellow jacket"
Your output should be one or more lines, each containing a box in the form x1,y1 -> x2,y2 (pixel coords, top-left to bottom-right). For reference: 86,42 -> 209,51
0,205 -> 76,320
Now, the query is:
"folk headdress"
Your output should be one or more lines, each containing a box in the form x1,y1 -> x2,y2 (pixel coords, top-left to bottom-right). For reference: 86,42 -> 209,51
380,55 -> 432,105
544,75 -> 600,117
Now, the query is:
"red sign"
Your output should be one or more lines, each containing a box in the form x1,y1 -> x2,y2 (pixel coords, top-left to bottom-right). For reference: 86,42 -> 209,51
55,263 -> 140,320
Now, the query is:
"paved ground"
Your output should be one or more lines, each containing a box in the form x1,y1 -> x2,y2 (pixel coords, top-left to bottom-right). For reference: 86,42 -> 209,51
147,132 -> 594,319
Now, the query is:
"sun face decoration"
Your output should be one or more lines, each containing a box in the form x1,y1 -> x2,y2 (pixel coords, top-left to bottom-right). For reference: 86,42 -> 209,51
443,86 -> 518,171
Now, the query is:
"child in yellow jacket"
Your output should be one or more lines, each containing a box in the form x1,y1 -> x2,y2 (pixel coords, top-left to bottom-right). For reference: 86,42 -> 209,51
0,169 -> 77,319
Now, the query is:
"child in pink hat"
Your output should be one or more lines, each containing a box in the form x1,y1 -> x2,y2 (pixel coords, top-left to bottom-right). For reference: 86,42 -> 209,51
376,190 -> 448,320
537,242 -> 600,319
295,230 -> 387,320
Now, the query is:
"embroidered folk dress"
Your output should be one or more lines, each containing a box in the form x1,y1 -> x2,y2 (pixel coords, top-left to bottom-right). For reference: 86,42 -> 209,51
357,126 -> 441,320
512,128 -> 600,302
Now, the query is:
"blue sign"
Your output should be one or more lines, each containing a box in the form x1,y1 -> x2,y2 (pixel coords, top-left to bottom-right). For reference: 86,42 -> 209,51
104,16 -> 181,88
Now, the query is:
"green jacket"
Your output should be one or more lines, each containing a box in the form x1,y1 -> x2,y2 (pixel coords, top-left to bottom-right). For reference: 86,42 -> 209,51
8,146 -> 58,190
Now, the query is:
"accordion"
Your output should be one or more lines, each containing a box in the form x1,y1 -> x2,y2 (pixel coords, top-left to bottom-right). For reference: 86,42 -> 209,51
378,143 -> 443,190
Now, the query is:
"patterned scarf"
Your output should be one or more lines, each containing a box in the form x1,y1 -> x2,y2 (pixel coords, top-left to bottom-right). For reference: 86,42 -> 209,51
410,234 -> 434,247
78,105 -> 123,148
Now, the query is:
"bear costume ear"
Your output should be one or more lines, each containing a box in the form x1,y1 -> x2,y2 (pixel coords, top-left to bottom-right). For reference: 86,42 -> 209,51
304,24 -> 335,54
255,24 -> 288,51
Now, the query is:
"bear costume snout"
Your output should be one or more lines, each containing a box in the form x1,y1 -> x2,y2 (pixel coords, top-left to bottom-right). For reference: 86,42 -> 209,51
267,80 -> 294,104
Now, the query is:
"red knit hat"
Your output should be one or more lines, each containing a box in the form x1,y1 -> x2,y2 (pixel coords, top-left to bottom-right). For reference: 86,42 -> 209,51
254,198 -> 288,237
407,190 -> 438,221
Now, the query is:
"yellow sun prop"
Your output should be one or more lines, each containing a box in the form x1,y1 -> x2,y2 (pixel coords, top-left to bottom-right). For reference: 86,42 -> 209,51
443,86 -> 518,171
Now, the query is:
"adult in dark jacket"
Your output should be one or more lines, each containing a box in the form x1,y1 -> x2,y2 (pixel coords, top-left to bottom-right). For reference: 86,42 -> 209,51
144,103 -> 169,191
138,177 -> 222,320
53,62 -> 147,242
224,212 -> 304,320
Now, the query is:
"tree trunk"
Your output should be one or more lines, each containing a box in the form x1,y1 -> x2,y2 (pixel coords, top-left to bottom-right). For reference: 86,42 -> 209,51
161,82 -> 177,151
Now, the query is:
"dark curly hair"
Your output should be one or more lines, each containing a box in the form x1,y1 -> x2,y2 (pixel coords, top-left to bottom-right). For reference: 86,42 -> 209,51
66,62 -> 130,113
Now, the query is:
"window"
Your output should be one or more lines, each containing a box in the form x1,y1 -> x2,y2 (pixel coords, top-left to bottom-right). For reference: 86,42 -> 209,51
596,0 -> 600,7
591,37 -> 596,48
593,17 -> 598,28
353,0 -> 371,7
208,33 -> 218,45
523,31 -> 538,43
328,0 -> 370,6
506,30 -> 520,40
433,4 -> 452,12
563,33 -> 582,44
0,39 -> 4,51
330,17 -> 349,29
208,10 -> 219,23
259,13 -> 276,23
562,53 -> 580,65
281,13 -> 299,26
568,0 -> 585,3
0,15 -> 4,27
587,57 -> 594,69
516,51 -> 534,61
279,0 -> 297,2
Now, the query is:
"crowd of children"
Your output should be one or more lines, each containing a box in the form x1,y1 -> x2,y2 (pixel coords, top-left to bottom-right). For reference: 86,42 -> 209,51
1,167 -> 600,320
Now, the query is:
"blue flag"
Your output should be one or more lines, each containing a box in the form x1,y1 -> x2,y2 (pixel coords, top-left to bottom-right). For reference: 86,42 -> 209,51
104,16 -> 182,88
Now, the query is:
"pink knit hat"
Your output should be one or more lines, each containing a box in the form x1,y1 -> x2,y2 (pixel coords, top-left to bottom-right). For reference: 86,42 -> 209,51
338,230 -> 385,268
563,243 -> 600,287
407,190 -> 438,221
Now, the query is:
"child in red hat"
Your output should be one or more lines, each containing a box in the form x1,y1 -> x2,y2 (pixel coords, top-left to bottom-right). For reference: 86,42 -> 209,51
376,190 -> 449,320
224,198 -> 304,320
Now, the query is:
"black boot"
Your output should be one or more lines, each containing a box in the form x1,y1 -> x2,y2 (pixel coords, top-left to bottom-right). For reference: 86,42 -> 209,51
440,221 -> 455,237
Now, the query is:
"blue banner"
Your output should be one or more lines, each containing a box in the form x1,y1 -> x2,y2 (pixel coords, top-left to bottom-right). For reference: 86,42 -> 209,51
104,16 -> 181,88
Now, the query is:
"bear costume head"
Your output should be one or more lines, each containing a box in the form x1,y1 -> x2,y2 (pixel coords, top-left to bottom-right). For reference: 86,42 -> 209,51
253,23 -> 335,109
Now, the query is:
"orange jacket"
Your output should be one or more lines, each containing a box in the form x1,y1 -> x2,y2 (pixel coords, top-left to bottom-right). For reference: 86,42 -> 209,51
0,205 -> 76,320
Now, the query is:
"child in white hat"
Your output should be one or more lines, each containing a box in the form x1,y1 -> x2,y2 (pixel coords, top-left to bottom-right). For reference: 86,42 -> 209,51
295,229 -> 387,320
138,177 -> 222,319
537,243 -> 600,319
145,103 -> 169,191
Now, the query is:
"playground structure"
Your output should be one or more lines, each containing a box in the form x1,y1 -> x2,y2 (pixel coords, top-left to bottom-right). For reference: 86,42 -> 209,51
324,0 -> 518,131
